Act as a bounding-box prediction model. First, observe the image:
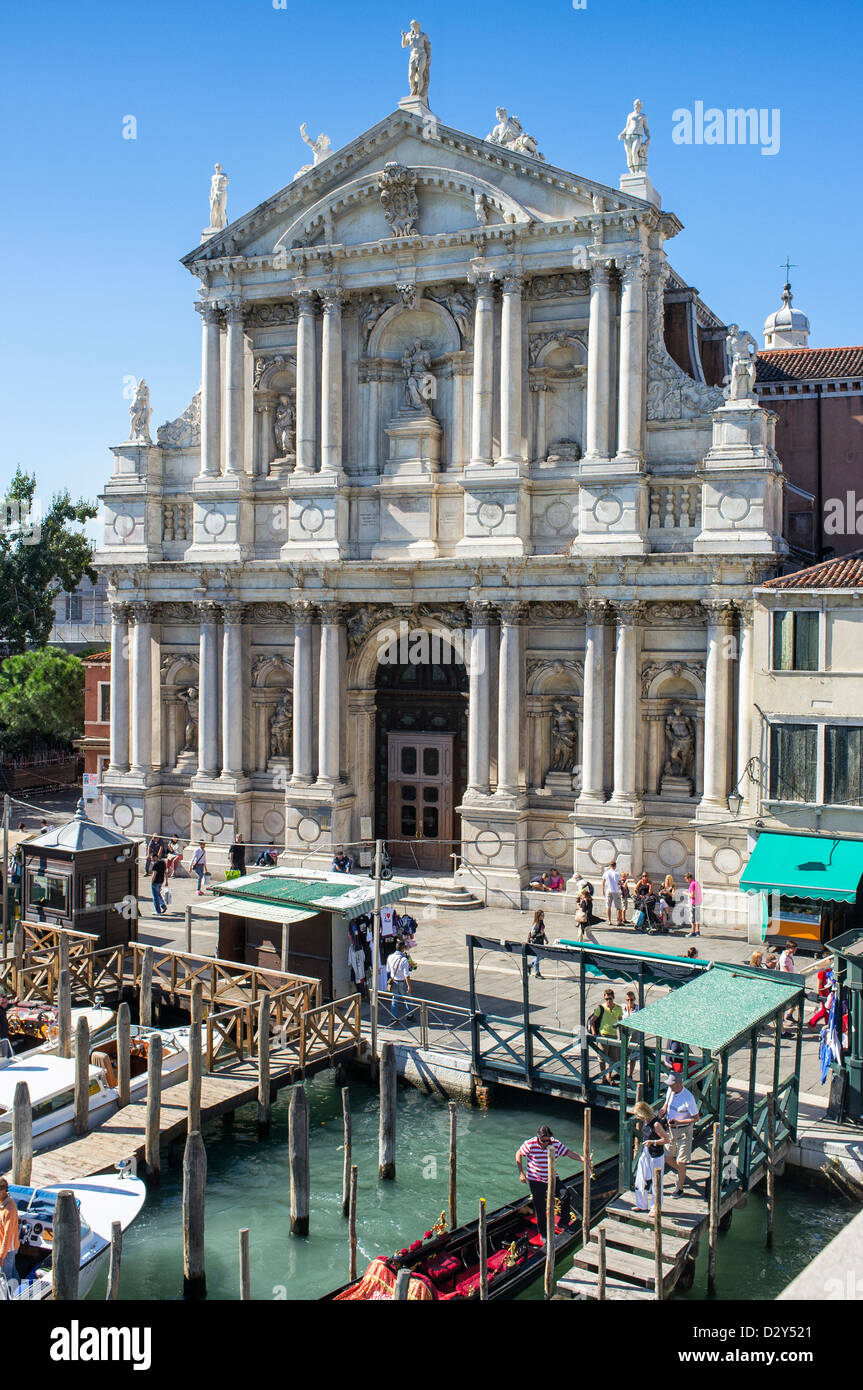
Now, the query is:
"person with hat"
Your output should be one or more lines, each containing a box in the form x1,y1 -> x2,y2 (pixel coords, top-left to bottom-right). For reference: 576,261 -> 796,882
515,1125 -> 588,1241
0,1178 -> 19,1284
657,1073 -> 699,1197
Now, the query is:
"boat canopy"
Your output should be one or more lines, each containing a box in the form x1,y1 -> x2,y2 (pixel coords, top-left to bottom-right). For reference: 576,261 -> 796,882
0,1055 -> 101,1111
213,869 -> 409,918
739,831 -> 863,904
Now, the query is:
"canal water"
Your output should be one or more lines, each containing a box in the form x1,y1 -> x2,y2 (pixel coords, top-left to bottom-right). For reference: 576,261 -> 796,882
114,1073 -> 854,1301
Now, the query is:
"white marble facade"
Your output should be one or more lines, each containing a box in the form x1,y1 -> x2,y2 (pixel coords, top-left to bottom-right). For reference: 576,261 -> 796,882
97,62 -> 786,911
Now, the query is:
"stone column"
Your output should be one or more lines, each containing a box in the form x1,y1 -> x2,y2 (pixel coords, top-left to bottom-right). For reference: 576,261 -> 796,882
611,602 -> 642,804
108,602 -> 131,772
224,302 -> 246,476
320,289 -> 344,474
499,273 -> 523,467
317,603 -> 344,786
736,601 -> 755,789
198,302 -> 222,479
295,290 -> 318,475
129,604 -> 155,775
585,260 -> 614,459
255,399 -> 272,477
197,601 -> 221,778
496,603 -> 526,796
579,600 -> 611,800
616,253 -> 647,461
701,601 -> 734,809
291,601 -> 316,785
470,276 -> 496,467
220,604 -> 246,778
467,600 -> 493,795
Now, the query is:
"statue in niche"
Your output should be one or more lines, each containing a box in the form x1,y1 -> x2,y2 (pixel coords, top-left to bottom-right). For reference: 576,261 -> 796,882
361,291 -> 389,341
209,163 -> 228,229
401,19 -> 431,101
128,379 -> 151,444
619,100 -> 650,174
177,687 -> 199,754
444,287 -> 472,340
474,191 -> 490,225
273,393 -> 296,458
269,690 -> 293,760
550,703 -> 578,773
725,324 -> 758,401
402,340 -> 434,410
663,705 -> 695,778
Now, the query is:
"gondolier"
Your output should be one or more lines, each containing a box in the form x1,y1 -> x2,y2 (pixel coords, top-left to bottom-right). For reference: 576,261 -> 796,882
516,1125 -> 587,1241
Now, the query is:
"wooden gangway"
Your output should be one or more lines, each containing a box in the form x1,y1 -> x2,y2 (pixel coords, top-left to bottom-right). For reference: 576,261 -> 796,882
28,994 -> 361,1186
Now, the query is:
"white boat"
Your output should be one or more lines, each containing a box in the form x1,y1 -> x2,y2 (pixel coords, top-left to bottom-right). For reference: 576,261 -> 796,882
0,1026 -> 190,1173
0,1005 -> 116,1063
1,1171 -> 147,1300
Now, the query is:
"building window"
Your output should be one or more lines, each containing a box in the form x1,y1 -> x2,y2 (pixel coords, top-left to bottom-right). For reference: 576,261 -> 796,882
772,610 -> 819,671
65,593 -> 83,622
98,682 -> 110,722
82,876 -> 99,909
825,726 -> 863,806
28,871 -> 70,914
769,724 -> 817,802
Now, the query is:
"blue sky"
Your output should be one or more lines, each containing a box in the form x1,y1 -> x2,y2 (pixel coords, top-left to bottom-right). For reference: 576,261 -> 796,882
2,0 -> 860,516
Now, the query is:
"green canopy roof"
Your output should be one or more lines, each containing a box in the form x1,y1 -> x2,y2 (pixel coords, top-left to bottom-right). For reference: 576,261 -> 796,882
739,831 -> 863,904
619,964 -> 802,1053
213,871 -> 408,917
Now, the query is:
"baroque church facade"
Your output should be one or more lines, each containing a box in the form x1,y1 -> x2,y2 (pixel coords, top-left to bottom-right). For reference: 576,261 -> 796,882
97,29 -> 787,908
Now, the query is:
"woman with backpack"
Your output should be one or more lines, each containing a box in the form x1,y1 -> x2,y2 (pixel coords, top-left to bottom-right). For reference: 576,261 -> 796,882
527,910 -> 547,978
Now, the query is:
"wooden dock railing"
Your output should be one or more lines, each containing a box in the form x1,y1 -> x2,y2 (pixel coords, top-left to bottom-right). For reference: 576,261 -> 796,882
206,993 -> 361,1073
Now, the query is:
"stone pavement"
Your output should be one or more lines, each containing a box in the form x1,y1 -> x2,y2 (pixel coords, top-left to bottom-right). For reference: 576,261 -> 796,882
136,869 -> 828,1097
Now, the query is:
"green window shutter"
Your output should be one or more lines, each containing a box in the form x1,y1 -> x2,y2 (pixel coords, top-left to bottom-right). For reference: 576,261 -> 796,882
770,724 -> 817,802
773,611 -> 794,670
825,726 -> 863,806
794,612 -> 819,671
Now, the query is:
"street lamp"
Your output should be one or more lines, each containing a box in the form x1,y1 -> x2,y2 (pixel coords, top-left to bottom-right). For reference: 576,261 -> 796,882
727,756 -> 766,816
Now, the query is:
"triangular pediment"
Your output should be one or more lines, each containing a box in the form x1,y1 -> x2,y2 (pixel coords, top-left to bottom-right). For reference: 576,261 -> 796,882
183,109 -> 660,269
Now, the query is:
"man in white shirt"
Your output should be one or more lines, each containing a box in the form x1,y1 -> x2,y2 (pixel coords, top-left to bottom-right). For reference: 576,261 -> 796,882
658,1072 -> 699,1196
602,861 -> 623,926
387,937 -> 412,1025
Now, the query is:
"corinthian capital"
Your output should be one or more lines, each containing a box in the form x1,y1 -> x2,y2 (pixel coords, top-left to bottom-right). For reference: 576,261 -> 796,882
320,287 -> 345,313
467,599 -> 495,628
295,287 -> 318,316
584,598 -> 614,625
128,602 -> 155,624
615,600 -> 646,625
702,598 -> 736,627
501,272 -> 524,296
109,600 -> 132,622
196,300 -> 222,326
222,601 -> 246,625
196,599 -> 223,622
318,600 -> 347,625
588,257 -> 615,288
619,252 -> 647,285
498,600 -> 529,626
292,599 -> 317,627
223,300 -> 246,325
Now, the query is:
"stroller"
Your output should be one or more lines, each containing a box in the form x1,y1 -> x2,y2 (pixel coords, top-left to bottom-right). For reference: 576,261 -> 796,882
633,892 -> 664,934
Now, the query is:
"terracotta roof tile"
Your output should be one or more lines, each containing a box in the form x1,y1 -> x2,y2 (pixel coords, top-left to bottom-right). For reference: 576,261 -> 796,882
761,554 -> 863,590
82,650 -> 111,662
756,347 -> 863,383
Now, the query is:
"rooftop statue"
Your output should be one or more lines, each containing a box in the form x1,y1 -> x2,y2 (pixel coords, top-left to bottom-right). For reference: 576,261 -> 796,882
209,163 -> 228,230
485,107 -> 544,160
619,100 -> 650,174
128,379 -> 152,444
401,19 -> 431,102
725,324 -> 759,401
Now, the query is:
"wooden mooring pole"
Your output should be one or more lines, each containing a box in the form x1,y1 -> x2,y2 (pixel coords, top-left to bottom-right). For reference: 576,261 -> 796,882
188,984 -> 202,1135
74,1016 -> 90,1137
597,1222 -> 607,1301
478,1197 -> 489,1301
57,967 -> 72,1060
289,1084 -> 310,1237
395,1267 -> 411,1300
348,1165 -> 358,1281
11,923 -> 23,997
582,1107 -> 592,1241
58,928 -> 70,985
448,1100 -> 457,1230
544,1147 -> 556,1301
117,1002 -> 131,1108
653,1167 -> 663,1300
11,1081 -> 32,1186
52,1190 -> 80,1301
184,904 -> 193,955
182,1129 -> 207,1299
707,1121 -> 720,1295
257,992 -> 271,1135
139,945 -> 153,1028
378,1040 -> 396,1180
239,1228 -> 250,1300
766,1093 -> 776,1251
106,1221 -> 122,1300
341,1087 -> 352,1217
145,1032 -> 163,1183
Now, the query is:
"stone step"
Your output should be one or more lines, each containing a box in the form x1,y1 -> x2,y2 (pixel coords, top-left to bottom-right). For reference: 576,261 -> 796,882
399,884 -> 484,911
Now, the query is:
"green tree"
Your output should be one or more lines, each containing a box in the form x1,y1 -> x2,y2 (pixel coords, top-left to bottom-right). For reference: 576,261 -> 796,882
0,648 -> 85,752
0,467 -> 97,653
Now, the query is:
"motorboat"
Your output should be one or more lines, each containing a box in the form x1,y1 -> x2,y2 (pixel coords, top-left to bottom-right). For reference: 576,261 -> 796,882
0,1025 -> 190,1173
1,1171 -> 147,1301
322,1155 -> 619,1300
0,1002 -> 116,1060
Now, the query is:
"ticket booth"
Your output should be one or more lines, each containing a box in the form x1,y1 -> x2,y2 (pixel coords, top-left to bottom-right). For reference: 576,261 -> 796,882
20,799 -> 138,948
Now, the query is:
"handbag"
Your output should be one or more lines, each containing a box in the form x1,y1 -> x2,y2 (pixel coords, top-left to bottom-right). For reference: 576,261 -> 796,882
202,871 -> 211,888
162,886 -> 172,905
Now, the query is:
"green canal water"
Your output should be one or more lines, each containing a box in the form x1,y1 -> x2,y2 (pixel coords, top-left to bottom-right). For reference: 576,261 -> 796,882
113,1073 -> 854,1302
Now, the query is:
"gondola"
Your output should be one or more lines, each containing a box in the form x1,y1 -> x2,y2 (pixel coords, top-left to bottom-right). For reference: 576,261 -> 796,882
321,1154 -> 619,1301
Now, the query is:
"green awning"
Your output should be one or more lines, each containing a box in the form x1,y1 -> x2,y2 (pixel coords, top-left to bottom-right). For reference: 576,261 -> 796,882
213,870 -> 409,917
620,963 -> 802,1053
739,832 -> 863,904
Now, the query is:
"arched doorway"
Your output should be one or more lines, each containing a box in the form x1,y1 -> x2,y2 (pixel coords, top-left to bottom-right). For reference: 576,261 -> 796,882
375,657 -> 468,872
